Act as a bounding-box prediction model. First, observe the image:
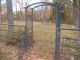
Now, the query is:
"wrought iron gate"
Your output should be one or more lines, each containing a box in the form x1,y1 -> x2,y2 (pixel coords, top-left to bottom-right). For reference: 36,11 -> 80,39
25,2 -> 62,60
0,0 -> 61,60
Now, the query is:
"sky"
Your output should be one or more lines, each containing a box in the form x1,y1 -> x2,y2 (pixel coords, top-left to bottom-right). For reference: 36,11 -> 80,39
1,0 -> 68,12
1,0 -> 43,11
1,0 -> 42,4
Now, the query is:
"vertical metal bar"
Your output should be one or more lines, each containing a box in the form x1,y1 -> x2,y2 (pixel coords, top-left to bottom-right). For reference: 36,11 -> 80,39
25,6 -> 27,35
19,7 -> 28,60
31,8 -> 33,43
55,4 -> 61,60
24,7 -> 28,47
6,0 -> 13,32
23,7 -> 29,50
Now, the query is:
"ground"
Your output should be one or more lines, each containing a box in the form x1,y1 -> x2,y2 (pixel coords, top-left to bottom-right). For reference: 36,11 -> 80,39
0,21 -> 75,60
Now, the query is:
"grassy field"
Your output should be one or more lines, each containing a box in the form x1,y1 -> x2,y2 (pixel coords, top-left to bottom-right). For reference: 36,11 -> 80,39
0,21 -> 79,60
33,22 -> 77,55
33,22 -> 56,55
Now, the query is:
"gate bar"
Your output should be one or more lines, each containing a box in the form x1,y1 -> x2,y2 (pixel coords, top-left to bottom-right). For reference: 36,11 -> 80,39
55,3 -> 61,60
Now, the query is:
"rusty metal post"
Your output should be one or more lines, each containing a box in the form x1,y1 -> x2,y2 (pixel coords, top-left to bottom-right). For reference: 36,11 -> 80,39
55,3 -> 61,60
31,8 -> 33,44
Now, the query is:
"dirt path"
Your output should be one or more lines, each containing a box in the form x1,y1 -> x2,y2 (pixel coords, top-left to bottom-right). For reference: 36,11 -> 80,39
22,42 -> 54,60
0,42 -> 19,60
22,43 -> 45,60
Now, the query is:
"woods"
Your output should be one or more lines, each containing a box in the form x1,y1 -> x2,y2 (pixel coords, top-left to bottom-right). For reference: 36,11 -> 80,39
0,0 -> 79,24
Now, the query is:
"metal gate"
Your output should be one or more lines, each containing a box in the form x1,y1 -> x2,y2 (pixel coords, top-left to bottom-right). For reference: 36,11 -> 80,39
25,2 -> 62,60
25,0 -> 80,60
0,0 -> 61,60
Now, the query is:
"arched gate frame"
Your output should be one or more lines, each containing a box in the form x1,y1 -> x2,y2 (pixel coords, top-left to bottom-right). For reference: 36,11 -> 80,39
25,2 -> 62,60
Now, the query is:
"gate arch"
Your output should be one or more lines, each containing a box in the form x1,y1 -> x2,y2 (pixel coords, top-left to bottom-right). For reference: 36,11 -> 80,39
25,2 -> 62,60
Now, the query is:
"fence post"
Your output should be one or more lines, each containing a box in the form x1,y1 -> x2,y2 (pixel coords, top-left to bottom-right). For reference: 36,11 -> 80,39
6,0 -> 13,32
55,3 -> 61,60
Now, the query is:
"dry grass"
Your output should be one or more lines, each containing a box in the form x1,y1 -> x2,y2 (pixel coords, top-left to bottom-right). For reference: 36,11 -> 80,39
0,21 -> 77,60
33,22 -> 56,54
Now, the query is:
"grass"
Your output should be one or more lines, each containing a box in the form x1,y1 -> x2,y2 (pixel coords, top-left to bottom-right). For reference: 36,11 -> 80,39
33,22 -> 56,54
0,50 -> 5,60
0,21 -> 79,56
33,22 -> 77,55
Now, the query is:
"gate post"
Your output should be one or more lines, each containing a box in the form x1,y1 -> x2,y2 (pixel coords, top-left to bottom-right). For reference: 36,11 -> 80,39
6,0 -> 13,32
55,3 -> 61,60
